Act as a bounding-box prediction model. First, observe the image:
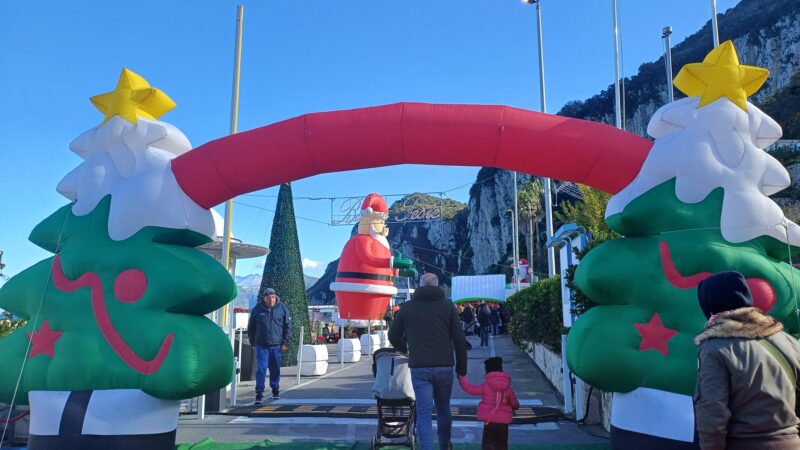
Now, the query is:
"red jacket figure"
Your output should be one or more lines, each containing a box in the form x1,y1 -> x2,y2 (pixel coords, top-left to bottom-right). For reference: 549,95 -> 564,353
330,193 -> 415,320
459,357 -> 520,424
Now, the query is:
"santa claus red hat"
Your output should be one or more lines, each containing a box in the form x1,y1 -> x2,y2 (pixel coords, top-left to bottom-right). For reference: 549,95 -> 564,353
361,193 -> 389,217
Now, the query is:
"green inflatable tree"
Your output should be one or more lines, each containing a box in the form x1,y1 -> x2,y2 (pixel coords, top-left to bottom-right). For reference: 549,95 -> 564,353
566,42 -> 800,448
0,198 -> 235,401
259,183 -> 311,366
0,68 -> 236,450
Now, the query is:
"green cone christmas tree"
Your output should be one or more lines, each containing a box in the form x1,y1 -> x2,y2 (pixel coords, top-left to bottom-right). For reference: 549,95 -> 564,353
259,183 -> 312,366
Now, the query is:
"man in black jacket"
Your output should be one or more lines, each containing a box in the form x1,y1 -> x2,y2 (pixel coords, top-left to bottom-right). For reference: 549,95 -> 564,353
247,288 -> 292,404
460,303 -> 475,335
389,273 -> 468,450
477,301 -> 491,348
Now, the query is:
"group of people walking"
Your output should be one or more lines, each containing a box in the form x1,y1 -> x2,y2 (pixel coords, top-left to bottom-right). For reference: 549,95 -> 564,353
246,269 -> 800,450
389,273 -> 519,450
459,301 -> 504,349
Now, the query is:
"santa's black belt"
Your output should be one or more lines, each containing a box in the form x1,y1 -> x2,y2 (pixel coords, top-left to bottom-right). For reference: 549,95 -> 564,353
336,272 -> 394,282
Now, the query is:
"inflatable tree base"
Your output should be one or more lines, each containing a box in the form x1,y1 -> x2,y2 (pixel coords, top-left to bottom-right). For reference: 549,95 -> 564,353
28,389 -> 179,450
609,388 -> 697,449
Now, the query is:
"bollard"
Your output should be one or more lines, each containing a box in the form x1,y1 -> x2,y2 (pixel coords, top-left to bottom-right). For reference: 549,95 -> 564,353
230,328 -> 244,407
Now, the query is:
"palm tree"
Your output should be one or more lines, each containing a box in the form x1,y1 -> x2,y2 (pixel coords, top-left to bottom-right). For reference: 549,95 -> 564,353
518,179 -> 544,278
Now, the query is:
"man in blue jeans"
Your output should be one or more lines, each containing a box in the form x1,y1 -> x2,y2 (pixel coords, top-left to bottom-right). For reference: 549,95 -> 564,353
389,273 -> 468,450
247,288 -> 292,404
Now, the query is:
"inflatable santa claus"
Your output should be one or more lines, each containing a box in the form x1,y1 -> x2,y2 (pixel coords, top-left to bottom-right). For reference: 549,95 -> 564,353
330,193 -> 416,320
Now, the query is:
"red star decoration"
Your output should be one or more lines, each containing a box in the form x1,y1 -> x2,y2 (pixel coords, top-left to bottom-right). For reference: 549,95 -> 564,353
634,314 -> 677,357
27,321 -> 62,359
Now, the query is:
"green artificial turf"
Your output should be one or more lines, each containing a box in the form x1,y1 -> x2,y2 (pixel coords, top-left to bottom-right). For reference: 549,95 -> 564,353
176,439 -> 610,450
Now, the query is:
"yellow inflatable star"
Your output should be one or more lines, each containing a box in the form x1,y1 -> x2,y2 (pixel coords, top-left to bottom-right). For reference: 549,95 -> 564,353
673,40 -> 768,111
90,68 -> 176,125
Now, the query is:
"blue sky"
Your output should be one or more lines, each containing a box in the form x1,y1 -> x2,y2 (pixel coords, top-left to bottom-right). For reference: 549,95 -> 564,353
0,0 -> 738,282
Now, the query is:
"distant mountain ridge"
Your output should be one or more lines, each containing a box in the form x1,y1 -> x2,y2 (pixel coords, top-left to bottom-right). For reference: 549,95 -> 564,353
235,273 -> 319,310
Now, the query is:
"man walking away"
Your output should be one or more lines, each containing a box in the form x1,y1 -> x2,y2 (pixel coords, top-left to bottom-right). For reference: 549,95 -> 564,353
695,271 -> 800,450
389,273 -> 468,450
490,304 -> 501,336
477,301 -> 491,348
247,288 -> 292,404
460,303 -> 475,336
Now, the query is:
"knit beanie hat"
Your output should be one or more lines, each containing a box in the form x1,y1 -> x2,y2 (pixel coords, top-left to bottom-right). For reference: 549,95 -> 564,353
484,357 -> 503,373
697,271 -> 753,319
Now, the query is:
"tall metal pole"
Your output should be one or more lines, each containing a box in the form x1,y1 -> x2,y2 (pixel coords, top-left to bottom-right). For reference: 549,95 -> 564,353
710,0 -> 720,47
529,0 -> 556,278
611,0 -> 622,129
662,26 -> 674,103
223,4 -> 244,409
221,4 -> 244,331
512,174 -> 521,293
528,210 -> 534,282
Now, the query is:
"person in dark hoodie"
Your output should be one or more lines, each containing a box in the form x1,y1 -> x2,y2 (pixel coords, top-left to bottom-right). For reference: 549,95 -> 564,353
389,273 -> 468,450
247,288 -> 292,404
694,271 -> 800,450
458,357 -> 520,450
477,301 -> 492,348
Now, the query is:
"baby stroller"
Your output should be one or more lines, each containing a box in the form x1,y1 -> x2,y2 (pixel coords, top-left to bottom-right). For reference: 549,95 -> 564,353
372,348 -> 417,449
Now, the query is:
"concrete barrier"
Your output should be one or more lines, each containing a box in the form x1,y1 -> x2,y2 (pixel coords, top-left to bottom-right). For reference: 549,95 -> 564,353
360,334 -> 381,356
300,344 -> 328,376
336,338 -> 361,363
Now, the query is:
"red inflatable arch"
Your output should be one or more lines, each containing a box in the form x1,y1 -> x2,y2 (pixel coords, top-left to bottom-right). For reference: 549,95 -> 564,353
172,102 -> 652,208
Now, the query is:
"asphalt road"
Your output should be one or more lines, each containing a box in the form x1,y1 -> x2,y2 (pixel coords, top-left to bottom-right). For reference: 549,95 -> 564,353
176,334 -> 609,447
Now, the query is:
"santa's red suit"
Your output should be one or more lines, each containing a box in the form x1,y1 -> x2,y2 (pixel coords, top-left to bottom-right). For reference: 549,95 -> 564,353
330,194 -> 398,320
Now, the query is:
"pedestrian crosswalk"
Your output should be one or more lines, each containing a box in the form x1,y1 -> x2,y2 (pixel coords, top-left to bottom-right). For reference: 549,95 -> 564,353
229,416 -> 561,432
270,398 -> 543,406
243,402 -> 561,424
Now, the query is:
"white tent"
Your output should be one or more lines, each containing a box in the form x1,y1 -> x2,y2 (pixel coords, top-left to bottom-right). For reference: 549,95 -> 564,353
451,274 -> 506,303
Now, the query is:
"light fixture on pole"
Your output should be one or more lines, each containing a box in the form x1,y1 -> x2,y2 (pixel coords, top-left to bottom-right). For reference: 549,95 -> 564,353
521,0 -> 556,278
507,208 -> 520,293
0,251 -> 7,281
611,0 -> 622,130
710,0 -> 720,47
662,26 -> 674,103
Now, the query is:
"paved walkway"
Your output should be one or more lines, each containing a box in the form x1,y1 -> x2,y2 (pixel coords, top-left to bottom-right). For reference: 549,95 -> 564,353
176,334 -> 609,447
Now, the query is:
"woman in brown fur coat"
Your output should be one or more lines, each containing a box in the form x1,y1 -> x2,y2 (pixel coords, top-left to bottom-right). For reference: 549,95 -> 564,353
694,271 -> 800,450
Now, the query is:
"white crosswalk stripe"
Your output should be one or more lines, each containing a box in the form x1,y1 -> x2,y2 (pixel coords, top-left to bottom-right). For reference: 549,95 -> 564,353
230,416 -> 560,431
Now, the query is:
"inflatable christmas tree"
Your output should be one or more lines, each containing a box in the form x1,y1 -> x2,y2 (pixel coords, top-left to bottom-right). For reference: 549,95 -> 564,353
0,69 -> 236,450
567,41 -> 800,449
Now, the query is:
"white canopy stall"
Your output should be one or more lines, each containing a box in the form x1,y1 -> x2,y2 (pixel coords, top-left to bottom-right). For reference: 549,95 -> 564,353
450,274 -> 507,304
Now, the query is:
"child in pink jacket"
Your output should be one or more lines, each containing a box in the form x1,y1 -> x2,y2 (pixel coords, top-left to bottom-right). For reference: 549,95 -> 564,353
458,357 -> 520,450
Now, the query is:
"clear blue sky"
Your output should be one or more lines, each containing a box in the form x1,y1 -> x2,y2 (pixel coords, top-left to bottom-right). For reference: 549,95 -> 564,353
0,0 -> 738,282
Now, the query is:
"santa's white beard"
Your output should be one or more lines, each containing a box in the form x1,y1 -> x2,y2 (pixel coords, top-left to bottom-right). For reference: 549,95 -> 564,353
370,227 -> 390,249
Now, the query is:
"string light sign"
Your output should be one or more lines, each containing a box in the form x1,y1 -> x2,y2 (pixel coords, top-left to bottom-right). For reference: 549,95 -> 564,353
330,194 -> 447,226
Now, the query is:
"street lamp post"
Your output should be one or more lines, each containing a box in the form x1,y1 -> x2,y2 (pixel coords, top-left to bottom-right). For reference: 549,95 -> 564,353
710,0 -> 720,47
521,0 -> 556,278
611,0 -> 622,130
662,26 -> 674,103
513,174 -> 521,292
